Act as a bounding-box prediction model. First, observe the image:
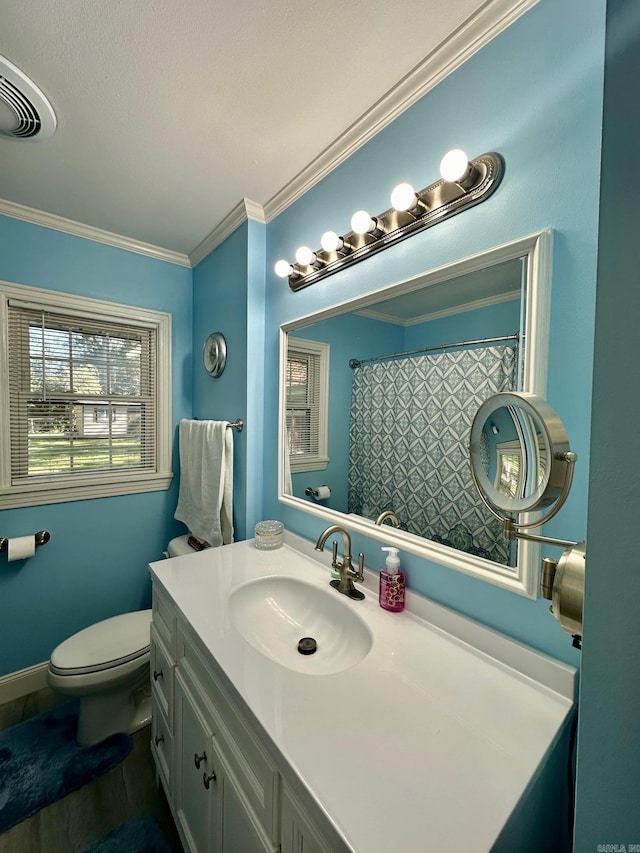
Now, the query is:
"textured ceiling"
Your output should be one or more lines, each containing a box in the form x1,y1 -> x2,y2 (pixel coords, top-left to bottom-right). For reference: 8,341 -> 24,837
0,1 -> 527,258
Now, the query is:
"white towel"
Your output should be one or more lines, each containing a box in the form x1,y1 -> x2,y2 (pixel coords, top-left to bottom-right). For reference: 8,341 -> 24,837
174,419 -> 234,547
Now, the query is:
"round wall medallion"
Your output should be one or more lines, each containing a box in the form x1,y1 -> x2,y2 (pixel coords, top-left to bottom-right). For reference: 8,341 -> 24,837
203,332 -> 227,377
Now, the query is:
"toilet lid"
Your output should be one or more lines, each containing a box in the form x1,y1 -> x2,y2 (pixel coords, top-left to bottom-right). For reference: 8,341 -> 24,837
50,610 -> 152,674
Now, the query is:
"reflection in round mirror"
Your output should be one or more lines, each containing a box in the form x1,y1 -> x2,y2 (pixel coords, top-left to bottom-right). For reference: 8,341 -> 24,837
470,392 -> 571,515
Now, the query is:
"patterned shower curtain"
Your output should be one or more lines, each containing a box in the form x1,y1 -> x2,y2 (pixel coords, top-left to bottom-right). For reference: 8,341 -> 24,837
348,344 -> 517,565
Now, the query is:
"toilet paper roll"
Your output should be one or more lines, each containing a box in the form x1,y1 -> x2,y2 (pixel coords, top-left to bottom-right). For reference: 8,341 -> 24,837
7,535 -> 36,562
312,486 -> 331,500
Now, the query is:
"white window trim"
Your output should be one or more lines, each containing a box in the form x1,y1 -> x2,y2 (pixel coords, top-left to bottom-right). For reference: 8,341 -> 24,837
0,280 -> 172,509
286,336 -> 329,473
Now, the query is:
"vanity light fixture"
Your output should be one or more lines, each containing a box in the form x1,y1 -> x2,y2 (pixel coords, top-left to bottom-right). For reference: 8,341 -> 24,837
350,210 -> 385,237
320,231 -> 354,253
389,182 -> 427,215
274,259 -> 295,278
295,246 -> 318,266
274,149 -> 503,291
439,148 -> 479,186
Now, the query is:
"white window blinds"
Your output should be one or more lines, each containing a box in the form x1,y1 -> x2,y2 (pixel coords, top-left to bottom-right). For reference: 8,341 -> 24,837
285,337 -> 329,473
7,303 -> 157,483
286,347 -> 320,458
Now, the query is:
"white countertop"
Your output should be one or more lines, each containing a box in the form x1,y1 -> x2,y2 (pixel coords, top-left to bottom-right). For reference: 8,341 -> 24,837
150,532 -> 576,853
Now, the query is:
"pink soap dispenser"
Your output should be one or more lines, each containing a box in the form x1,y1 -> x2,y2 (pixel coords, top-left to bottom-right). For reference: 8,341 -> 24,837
379,547 -> 405,612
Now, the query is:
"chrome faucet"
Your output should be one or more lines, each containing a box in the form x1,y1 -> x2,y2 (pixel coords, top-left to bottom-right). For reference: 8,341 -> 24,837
375,510 -> 401,527
314,525 -> 365,600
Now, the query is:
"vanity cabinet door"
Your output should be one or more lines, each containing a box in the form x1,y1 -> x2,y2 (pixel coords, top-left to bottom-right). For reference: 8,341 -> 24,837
217,754 -> 277,853
280,783 -> 335,853
178,618 -> 280,843
174,672 -> 221,853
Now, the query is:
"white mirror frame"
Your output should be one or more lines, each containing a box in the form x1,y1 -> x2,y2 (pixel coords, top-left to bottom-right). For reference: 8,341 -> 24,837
278,230 -> 552,597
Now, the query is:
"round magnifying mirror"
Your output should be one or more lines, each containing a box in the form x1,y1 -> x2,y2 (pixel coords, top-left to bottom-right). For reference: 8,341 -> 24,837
470,392 -> 572,515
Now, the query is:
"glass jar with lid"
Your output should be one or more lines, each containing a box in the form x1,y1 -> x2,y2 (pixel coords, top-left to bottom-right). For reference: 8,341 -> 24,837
254,520 -> 284,550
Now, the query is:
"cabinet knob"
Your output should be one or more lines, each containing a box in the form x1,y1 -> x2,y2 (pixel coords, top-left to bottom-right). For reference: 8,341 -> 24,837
153,669 -> 163,681
194,751 -> 207,769
154,734 -> 164,746
203,770 -> 217,789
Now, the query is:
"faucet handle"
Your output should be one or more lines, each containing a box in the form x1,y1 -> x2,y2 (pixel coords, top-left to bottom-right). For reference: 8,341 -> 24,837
331,540 -> 339,567
355,553 -> 365,582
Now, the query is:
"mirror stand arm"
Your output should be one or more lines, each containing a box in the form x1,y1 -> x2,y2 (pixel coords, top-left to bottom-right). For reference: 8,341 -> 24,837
503,518 -> 579,549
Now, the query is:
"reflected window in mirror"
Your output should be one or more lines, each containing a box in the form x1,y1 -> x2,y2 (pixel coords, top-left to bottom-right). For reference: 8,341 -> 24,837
285,337 -> 329,473
279,231 -> 552,597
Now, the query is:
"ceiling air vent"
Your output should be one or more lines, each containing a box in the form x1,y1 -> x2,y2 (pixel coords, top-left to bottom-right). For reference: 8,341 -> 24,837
0,54 -> 56,140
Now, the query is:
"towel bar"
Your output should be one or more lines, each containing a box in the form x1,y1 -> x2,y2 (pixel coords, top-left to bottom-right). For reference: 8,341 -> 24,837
193,417 -> 243,432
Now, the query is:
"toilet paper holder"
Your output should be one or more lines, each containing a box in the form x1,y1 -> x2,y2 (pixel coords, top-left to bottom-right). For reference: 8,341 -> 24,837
305,486 -> 331,500
0,530 -> 50,553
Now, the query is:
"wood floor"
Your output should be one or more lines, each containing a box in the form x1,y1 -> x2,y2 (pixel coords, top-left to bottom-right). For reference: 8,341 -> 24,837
0,687 -> 183,853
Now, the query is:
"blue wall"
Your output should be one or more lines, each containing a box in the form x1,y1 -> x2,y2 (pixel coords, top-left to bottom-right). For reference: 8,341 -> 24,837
192,218 -> 267,542
192,223 -> 249,540
263,0 -> 605,667
403,299 -> 520,351
0,215 -> 192,676
574,0 -> 640,844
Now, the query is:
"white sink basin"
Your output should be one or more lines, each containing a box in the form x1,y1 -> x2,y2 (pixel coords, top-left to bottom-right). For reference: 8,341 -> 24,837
228,575 -> 373,675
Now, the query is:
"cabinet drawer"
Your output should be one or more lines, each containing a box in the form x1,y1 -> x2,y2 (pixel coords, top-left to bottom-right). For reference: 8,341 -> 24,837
151,700 -> 174,803
151,624 -> 174,725
179,624 -> 280,843
152,583 -> 176,657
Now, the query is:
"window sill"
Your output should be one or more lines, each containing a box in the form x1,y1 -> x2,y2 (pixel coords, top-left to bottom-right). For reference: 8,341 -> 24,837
289,456 -> 329,474
0,471 -> 173,509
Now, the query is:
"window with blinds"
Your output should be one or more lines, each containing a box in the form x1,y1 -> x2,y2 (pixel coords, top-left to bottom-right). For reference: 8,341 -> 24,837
285,337 -> 329,473
0,282 -> 172,508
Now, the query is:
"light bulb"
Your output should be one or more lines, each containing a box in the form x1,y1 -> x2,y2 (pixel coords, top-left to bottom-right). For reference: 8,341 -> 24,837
390,182 -> 418,212
274,259 -> 293,278
440,149 -> 470,182
351,210 -> 376,235
320,230 -> 342,252
295,246 -> 316,266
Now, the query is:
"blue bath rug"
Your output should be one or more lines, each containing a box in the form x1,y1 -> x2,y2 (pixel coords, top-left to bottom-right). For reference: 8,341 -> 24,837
84,816 -> 171,853
0,700 -> 132,834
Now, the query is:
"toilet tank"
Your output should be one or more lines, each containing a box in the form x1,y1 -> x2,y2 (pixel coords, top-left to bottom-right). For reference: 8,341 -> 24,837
166,535 -> 193,557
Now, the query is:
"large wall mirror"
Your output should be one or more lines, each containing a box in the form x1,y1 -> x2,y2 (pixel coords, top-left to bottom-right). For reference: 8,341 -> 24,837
278,230 -> 552,597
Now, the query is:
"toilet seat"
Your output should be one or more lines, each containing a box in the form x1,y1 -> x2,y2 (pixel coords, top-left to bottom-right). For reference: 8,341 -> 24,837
50,610 -> 151,676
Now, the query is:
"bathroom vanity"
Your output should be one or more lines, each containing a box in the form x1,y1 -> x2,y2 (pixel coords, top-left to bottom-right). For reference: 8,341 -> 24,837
149,532 -> 576,853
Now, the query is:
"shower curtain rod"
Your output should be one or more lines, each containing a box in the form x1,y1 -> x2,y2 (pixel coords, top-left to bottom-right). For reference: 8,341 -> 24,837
348,332 -> 520,369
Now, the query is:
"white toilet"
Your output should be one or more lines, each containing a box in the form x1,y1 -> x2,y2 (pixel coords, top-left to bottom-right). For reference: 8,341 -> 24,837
165,534 -> 196,557
47,609 -> 153,746
47,536 -> 197,746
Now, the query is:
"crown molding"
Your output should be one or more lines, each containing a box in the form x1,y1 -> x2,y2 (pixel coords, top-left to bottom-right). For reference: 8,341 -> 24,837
0,198 -> 191,267
263,0 -> 539,222
189,198 -> 266,267
355,289 -> 521,327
